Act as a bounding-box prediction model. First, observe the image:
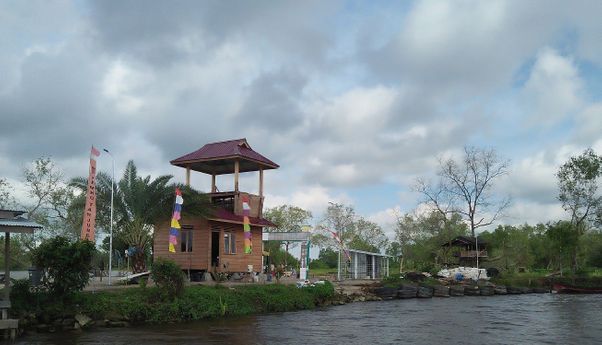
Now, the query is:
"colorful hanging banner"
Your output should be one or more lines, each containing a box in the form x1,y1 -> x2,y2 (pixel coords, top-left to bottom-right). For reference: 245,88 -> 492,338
168,188 -> 184,253
242,194 -> 252,254
80,146 -> 101,241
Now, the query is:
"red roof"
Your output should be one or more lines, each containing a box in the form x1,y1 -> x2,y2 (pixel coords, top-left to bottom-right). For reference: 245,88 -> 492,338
170,138 -> 279,175
208,208 -> 276,227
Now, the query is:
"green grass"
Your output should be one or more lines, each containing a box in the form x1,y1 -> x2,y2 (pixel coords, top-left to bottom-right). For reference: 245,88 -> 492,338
12,282 -> 336,324
308,267 -> 337,276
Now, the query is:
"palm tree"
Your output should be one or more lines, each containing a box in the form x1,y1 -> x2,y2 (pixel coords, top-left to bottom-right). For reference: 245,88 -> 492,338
72,160 -> 212,273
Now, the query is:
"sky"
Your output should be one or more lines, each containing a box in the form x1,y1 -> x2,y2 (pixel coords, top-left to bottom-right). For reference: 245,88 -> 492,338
1,0 -> 602,238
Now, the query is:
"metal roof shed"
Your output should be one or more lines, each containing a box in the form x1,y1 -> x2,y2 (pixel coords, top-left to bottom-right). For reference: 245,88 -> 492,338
346,249 -> 393,280
0,210 -> 43,300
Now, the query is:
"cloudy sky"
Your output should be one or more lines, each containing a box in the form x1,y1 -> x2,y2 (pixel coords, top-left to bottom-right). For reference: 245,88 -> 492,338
2,0 -> 601,237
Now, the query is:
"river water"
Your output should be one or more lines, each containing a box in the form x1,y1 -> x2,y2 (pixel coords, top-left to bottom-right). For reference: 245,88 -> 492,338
12,294 -> 602,345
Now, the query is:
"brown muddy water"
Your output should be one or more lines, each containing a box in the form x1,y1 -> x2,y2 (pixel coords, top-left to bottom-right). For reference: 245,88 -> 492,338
10,294 -> 602,345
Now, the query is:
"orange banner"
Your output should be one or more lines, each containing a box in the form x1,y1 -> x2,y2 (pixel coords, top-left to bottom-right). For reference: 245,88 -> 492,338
81,146 -> 100,241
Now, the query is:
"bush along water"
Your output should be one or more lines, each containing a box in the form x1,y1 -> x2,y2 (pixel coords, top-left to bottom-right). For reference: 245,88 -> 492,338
11,279 -> 335,331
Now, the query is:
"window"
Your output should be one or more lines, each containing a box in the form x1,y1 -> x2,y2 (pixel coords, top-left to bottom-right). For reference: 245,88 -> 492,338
181,226 -> 193,252
224,232 -> 236,254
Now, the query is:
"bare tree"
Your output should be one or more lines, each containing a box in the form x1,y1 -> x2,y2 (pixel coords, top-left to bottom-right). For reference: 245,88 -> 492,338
416,146 -> 510,237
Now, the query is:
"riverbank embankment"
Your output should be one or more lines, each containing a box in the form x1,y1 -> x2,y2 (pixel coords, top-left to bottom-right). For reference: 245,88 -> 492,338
12,281 -> 335,335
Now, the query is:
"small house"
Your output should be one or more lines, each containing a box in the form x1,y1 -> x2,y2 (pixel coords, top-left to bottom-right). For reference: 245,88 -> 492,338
441,235 -> 488,267
153,139 -> 278,275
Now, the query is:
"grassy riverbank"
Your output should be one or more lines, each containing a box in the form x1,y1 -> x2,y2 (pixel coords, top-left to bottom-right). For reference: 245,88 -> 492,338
12,282 -> 335,329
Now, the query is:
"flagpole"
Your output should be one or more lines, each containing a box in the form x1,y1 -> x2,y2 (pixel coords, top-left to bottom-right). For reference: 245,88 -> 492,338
103,148 -> 114,286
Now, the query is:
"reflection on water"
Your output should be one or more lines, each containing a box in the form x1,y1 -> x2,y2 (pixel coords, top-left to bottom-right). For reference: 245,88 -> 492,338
12,294 -> 602,345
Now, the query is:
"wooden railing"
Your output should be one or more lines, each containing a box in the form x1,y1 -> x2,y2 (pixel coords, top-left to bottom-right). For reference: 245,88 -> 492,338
457,250 -> 488,258
209,191 -> 264,218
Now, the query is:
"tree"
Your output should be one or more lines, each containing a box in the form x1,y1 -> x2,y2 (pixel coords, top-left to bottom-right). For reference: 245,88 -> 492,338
557,148 -> 602,226
416,146 -> 510,237
32,237 -> 95,298
264,205 -> 312,266
0,178 -> 16,209
557,148 -> 602,272
314,203 -> 388,252
546,221 -> 579,275
394,210 -> 468,271
72,160 -> 213,273
19,158 -> 81,244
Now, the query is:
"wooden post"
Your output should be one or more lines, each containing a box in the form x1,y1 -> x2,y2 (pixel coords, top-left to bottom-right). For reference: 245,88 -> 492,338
211,174 -> 216,193
185,166 -> 191,186
4,232 -> 9,301
354,252 -> 358,279
234,160 -> 239,192
259,167 -> 264,197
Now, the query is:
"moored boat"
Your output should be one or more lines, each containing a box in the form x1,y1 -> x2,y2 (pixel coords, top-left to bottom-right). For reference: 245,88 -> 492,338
552,284 -> 602,294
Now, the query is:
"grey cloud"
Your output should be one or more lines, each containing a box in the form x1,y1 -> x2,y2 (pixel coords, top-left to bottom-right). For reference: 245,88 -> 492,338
88,0 -> 340,68
235,69 -> 307,131
0,47 -> 110,160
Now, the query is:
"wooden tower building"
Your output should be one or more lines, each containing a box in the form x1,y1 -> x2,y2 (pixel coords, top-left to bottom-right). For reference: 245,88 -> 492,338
153,138 -> 278,274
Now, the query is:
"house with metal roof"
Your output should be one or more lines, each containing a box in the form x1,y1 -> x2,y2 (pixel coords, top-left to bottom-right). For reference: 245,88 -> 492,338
0,209 -> 42,339
153,139 -> 278,276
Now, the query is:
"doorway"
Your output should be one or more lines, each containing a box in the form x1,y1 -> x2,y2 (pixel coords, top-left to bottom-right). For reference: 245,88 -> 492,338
211,231 -> 220,267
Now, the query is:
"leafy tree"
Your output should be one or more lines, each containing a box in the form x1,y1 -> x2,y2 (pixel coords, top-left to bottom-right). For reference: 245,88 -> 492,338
0,235 -> 31,270
0,178 -> 16,209
151,258 -> 185,300
317,247 -> 338,268
546,221 -> 579,275
485,225 -> 533,270
557,148 -> 602,272
32,237 -> 95,298
18,158 -> 81,246
263,241 -> 300,268
416,146 -> 510,236
394,210 -> 467,270
71,160 -> 213,273
313,203 -> 387,252
264,205 -> 312,266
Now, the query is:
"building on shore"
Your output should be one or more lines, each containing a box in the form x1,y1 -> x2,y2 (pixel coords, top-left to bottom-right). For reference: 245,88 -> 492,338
441,235 -> 488,267
153,139 -> 278,275
345,249 -> 392,280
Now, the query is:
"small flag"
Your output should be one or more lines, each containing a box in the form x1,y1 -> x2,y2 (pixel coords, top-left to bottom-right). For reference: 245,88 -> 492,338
90,146 -> 101,158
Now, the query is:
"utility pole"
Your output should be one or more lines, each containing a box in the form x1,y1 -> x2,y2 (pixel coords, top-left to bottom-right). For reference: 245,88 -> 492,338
103,148 -> 115,285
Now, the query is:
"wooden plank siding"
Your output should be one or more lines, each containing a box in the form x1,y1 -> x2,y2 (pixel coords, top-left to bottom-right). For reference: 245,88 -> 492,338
153,217 -> 263,273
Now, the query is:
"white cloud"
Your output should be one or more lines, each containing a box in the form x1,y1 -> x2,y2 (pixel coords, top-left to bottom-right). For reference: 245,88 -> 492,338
264,186 -> 352,218
522,48 -> 583,126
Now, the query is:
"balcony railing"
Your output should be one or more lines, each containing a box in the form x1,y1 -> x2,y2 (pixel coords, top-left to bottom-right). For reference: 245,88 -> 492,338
208,191 -> 264,218
457,250 -> 488,258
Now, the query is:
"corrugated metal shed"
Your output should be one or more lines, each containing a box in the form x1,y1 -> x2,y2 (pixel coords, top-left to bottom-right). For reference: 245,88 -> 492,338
0,212 -> 43,234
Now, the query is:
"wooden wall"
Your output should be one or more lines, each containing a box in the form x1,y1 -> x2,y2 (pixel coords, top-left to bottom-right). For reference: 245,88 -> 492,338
153,217 -> 263,273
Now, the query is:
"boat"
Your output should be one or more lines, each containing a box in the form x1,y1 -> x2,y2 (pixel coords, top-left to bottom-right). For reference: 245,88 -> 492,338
552,283 -> 602,294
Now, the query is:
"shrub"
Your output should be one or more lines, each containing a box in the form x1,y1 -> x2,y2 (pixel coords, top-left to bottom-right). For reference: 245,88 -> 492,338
151,258 -> 185,299
32,237 -> 95,298
10,279 -> 33,316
